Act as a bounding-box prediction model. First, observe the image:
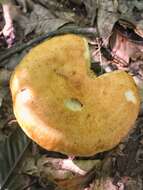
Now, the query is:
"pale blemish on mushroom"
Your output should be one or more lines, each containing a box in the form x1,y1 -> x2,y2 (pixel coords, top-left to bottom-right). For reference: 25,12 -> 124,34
18,88 -> 32,103
124,90 -> 137,104
64,98 -> 83,111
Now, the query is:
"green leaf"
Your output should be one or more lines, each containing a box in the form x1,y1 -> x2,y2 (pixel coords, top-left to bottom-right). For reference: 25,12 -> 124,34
0,127 -> 31,190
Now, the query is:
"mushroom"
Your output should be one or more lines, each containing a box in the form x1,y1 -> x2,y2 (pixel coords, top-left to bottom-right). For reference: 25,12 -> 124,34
10,34 -> 140,173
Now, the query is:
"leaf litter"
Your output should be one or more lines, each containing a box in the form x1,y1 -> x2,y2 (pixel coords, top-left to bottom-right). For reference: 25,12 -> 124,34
0,0 -> 143,190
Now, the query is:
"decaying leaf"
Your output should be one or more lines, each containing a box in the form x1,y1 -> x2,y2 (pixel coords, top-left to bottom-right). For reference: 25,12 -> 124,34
0,127 -> 31,189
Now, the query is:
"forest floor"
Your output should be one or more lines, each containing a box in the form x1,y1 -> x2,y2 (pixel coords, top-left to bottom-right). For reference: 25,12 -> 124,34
0,0 -> 143,190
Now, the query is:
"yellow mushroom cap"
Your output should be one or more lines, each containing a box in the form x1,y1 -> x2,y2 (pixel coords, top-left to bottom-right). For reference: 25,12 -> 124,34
10,34 -> 140,156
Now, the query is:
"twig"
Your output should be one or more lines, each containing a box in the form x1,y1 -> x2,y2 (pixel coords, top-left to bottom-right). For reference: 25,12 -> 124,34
21,180 -> 37,190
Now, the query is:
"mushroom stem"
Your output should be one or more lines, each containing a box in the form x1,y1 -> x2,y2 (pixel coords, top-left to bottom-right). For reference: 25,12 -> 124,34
60,156 -> 86,175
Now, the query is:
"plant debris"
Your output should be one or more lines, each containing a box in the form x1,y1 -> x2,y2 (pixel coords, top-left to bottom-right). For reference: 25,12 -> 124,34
0,0 -> 143,190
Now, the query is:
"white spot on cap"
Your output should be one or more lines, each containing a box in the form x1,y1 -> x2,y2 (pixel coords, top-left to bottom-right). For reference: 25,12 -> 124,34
64,98 -> 83,111
124,90 -> 136,104
18,88 -> 32,103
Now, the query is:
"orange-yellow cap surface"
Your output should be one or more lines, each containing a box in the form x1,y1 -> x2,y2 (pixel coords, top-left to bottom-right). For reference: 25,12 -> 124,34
10,34 -> 140,156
